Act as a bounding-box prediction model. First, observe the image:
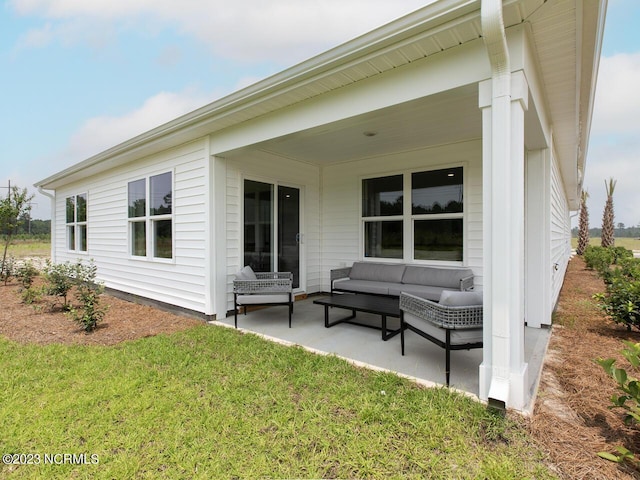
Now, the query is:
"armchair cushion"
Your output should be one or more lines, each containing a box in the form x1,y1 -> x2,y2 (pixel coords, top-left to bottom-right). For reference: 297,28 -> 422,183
439,291 -> 483,307
236,294 -> 291,305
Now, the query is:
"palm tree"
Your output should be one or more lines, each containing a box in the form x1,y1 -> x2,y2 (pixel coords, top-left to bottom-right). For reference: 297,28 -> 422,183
601,177 -> 617,248
576,189 -> 589,255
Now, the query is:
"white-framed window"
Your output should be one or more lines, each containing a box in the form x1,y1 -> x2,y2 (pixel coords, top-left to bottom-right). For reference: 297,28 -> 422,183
127,171 -> 173,260
362,166 -> 464,262
66,193 -> 87,252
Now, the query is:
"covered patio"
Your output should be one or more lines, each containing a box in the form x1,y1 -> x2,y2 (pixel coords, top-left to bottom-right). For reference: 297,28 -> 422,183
215,296 -> 551,413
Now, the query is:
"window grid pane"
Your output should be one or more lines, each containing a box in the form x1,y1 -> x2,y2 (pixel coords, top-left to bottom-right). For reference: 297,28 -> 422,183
364,220 -> 403,259
412,167 -> 463,214
153,219 -> 172,259
128,179 -> 146,218
131,221 -> 146,256
77,194 -> 87,222
150,172 -> 172,216
362,175 -> 403,217
67,226 -> 75,251
66,197 -> 75,223
414,218 -> 463,261
78,224 -> 87,252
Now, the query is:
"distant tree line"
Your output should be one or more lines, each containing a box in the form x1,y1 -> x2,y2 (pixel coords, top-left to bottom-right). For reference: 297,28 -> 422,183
15,217 -> 50,236
572,225 -> 640,239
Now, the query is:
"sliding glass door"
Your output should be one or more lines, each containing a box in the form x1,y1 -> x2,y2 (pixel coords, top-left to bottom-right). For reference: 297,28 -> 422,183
244,180 -> 300,289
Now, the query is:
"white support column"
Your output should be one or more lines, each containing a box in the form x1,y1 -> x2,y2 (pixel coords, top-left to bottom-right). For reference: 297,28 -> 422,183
212,155 -> 228,318
509,71 -> 529,410
478,71 -> 530,410
525,148 -> 552,328
478,78 -> 494,402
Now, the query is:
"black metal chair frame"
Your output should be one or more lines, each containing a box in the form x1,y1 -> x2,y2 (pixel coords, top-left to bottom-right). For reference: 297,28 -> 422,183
399,293 -> 483,386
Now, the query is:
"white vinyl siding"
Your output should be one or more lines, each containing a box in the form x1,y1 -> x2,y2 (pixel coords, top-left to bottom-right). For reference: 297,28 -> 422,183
550,152 -> 571,308
52,138 -> 210,314
321,140 -> 483,291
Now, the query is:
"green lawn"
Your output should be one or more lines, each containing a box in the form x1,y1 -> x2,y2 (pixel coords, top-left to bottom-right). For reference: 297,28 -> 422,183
571,237 -> 640,251
0,325 -> 555,479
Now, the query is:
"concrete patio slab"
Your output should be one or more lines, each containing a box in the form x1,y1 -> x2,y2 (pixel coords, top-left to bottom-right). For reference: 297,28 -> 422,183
213,295 -> 551,413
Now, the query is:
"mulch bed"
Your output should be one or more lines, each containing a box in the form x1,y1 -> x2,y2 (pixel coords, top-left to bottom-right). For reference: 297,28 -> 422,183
530,256 -> 640,479
2,258 -> 640,478
0,278 -> 201,346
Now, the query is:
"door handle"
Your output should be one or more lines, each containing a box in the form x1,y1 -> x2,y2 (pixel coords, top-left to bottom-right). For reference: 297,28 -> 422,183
295,233 -> 303,244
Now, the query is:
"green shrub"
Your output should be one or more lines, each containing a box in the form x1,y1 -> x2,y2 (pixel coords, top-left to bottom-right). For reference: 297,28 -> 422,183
590,251 -> 640,331
595,277 -> 640,331
15,260 -> 39,289
583,245 -> 615,276
66,260 -> 108,332
619,256 -> 640,282
0,256 -> 15,285
597,342 -> 640,467
21,286 -> 42,305
42,260 -> 75,310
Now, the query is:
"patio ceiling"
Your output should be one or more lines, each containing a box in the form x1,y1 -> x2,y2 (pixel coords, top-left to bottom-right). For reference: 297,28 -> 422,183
223,84 -> 481,165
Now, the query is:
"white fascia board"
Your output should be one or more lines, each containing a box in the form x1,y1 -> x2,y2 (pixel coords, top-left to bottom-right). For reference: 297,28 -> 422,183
34,0 -> 480,190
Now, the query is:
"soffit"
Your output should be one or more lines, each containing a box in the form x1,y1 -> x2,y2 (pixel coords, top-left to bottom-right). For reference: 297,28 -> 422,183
227,84 -> 481,164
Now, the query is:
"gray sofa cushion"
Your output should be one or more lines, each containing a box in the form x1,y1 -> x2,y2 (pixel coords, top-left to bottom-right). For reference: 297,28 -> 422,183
402,266 -> 472,289
349,262 -> 406,283
388,284 -> 447,302
333,279 -> 390,296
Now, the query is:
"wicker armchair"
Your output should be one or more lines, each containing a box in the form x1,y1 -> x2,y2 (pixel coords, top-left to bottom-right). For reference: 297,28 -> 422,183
400,292 -> 483,386
233,271 -> 294,328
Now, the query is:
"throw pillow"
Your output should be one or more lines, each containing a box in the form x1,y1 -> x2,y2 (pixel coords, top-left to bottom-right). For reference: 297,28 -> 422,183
235,265 -> 257,281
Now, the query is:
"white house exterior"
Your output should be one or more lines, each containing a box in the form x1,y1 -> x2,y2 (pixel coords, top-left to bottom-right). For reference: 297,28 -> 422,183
35,0 -> 607,410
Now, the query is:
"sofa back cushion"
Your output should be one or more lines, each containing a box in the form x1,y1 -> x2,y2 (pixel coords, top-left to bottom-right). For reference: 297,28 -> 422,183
402,266 -> 472,289
349,262 -> 406,283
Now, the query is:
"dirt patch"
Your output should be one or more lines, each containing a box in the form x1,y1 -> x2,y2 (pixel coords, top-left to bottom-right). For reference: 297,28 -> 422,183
0,279 -> 202,346
530,256 -> 640,479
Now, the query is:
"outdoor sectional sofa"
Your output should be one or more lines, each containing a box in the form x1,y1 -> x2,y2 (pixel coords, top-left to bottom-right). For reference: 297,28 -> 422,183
330,262 -> 474,301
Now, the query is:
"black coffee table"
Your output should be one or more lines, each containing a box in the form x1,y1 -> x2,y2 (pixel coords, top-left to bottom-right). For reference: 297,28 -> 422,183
313,294 -> 401,341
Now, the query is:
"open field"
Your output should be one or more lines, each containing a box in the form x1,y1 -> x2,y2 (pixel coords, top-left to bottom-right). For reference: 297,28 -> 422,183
571,237 -> 640,251
4,239 -> 50,258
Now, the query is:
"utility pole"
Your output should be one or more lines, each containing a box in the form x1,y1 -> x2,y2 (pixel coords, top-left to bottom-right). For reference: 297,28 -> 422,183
0,180 -> 9,199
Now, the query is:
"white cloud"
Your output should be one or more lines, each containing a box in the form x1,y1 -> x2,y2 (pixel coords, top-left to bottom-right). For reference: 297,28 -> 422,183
9,0 -> 430,63
60,88 -> 214,163
591,53 -> 640,136
23,87 -> 217,219
584,52 -> 640,228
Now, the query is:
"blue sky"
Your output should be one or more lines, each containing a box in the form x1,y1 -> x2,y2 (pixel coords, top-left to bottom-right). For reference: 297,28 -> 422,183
1,0 -> 638,227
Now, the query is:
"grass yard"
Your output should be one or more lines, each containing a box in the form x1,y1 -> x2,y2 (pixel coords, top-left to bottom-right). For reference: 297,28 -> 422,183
4,239 -> 50,258
571,236 -> 640,251
0,325 -> 554,479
